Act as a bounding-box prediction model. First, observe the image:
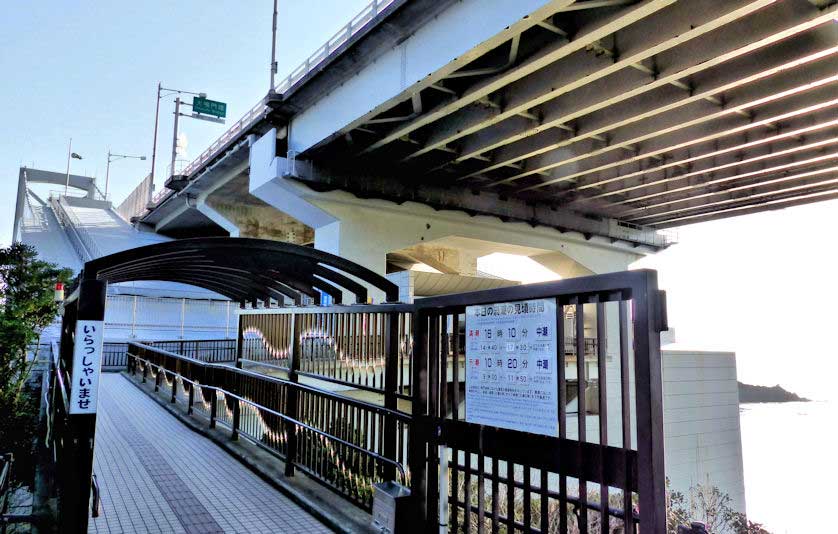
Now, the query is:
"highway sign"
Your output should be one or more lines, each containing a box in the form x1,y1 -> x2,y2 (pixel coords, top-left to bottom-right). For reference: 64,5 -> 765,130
192,96 -> 227,118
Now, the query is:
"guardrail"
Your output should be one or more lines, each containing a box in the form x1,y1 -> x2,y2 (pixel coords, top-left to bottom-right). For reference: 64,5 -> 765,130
127,342 -> 409,510
273,0 -> 396,94
49,196 -> 103,261
146,0 -> 397,213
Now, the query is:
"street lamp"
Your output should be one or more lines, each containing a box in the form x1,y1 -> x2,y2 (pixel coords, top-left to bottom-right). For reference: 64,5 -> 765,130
105,151 -> 146,201
64,138 -> 83,195
150,84 -> 207,203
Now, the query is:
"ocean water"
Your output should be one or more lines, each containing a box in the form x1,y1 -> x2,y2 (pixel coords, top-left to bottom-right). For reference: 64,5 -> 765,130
739,401 -> 838,534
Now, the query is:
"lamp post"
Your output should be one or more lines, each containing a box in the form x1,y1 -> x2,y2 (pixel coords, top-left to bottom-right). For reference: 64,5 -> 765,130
64,138 -> 83,195
105,151 -> 146,201
150,84 -> 206,203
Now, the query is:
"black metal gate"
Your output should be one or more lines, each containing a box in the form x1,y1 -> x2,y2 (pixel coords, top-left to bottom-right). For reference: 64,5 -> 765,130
409,270 -> 667,533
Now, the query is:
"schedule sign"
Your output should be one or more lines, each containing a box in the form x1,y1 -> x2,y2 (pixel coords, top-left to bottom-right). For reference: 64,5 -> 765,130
465,298 -> 559,437
69,320 -> 104,415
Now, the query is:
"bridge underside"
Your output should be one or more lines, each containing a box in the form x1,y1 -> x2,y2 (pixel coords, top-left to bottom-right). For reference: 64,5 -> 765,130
278,0 -> 838,230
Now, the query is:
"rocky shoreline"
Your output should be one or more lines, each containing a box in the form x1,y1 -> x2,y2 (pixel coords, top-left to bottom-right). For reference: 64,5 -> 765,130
738,382 -> 810,403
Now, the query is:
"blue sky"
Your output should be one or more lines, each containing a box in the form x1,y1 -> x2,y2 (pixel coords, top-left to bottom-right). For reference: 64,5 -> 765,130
0,0 -> 369,240
2,1 -> 836,399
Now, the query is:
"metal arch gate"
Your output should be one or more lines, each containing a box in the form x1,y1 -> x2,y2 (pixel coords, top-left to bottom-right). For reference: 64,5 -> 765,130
409,270 -> 668,533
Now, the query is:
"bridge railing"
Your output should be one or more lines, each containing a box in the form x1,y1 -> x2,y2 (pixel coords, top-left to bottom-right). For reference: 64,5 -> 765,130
127,341 -> 410,510
273,0 -> 396,95
49,196 -> 102,261
239,306 -> 414,401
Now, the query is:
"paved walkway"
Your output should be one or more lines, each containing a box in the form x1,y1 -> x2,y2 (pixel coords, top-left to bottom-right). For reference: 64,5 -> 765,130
88,374 -> 331,534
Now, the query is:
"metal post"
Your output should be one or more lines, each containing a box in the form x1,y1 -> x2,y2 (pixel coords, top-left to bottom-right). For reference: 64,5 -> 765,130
284,314 -> 300,477
231,398 -> 240,440
104,151 -> 111,201
64,138 -> 73,195
130,295 -> 137,338
209,391 -> 217,428
225,300 -> 231,339
150,82 -> 161,204
59,278 -> 106,534
180,297 -> 186,339
383,312 -> 399,480
187,384 -> 195,415
171,375 -> 178,403
270,0 -> 279,92
170,97 -> 181,178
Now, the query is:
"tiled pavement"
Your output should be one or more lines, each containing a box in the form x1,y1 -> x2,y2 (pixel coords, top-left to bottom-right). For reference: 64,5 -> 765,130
88,374 -> 332,534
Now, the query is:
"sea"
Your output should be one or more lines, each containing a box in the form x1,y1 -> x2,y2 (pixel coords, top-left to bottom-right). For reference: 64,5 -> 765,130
739,400 -> 838,534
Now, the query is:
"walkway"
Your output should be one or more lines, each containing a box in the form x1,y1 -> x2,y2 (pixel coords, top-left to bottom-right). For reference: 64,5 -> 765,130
88,374 -> 331,534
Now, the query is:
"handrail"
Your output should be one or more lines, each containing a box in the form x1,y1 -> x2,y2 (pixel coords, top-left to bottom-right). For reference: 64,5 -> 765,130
49,196 -> 103,261
129,353 -> 408,483
130,342 -> 409,420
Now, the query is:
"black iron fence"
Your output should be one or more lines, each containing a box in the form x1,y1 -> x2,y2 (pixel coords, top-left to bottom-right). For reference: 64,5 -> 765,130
127,341 -> 410,510
148,339 -> 237,364
410,270 -> 667,533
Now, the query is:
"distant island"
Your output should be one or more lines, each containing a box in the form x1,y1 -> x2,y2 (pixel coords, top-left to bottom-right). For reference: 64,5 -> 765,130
738,382 -> 810,403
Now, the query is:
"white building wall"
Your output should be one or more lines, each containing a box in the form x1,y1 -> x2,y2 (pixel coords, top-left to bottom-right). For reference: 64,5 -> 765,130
661,348 -> 746,514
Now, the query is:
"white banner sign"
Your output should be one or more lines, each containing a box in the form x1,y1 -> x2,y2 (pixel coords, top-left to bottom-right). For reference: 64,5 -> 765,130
465,298 -> 559,437
69,320 -> 104,415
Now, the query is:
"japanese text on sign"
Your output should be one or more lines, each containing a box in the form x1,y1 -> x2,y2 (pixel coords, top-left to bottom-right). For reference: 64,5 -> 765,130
69,320 -> 104,414
465,298 -> 559,437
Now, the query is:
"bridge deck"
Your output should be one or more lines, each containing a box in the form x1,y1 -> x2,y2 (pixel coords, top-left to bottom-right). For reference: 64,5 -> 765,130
88,374 -> 331,534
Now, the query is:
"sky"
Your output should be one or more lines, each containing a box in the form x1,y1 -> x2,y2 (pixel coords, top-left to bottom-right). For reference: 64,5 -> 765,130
2,2 -> 837,400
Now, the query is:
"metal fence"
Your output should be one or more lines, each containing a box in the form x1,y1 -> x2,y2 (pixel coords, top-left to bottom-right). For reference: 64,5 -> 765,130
127,342 -> 409,510
94,270 -> 666,531
410,270 -> 667,533
239,306 -> 414,400
115,174 -> 152,222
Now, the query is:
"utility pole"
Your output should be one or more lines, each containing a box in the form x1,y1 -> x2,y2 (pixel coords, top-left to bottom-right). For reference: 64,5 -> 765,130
270,0 -> 279,93
150,82 -> 162,205
171,97 -> 182,177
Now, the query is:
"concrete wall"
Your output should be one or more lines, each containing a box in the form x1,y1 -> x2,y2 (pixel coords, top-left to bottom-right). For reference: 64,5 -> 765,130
661,347 -> 746,514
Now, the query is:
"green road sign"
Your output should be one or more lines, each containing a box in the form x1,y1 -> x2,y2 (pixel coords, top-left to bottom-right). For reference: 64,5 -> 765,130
192,96 -> 227,118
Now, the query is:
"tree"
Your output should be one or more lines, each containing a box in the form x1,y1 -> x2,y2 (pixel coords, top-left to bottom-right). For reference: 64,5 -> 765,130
0,242 -> 72,464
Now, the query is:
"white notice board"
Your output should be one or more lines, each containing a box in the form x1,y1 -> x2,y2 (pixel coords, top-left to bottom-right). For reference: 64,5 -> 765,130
69,320 -> 104,415
465,298 -> 559,437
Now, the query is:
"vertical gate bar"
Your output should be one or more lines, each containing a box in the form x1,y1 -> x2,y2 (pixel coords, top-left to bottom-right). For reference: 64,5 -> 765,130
383,311 -> 399,480
427,315 -> 440,529
187,382 -> 194,415
452,312 -> 461,532
523,465 -> 532,533
464,452 -> 472,534
171,375 -> 178,403
477,451 -> 485,534
210,389 -> 217,428
597,300 -> 609,528
490,457 -> 499,533
619,299 -> 634,533
557,303 -> 568,534
576,303 -> 587,533
505,461 -> 513,531
633,274 -> 666,533
409,310 -> 429,530
540,468 -> 548,534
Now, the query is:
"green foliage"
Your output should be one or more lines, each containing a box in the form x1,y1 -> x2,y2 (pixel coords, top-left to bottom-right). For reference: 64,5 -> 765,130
0,242 -> 72,406
0,242 -> 72,484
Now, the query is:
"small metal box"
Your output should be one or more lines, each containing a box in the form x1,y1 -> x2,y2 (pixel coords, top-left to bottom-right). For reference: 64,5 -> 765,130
371,481 -> 411,533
